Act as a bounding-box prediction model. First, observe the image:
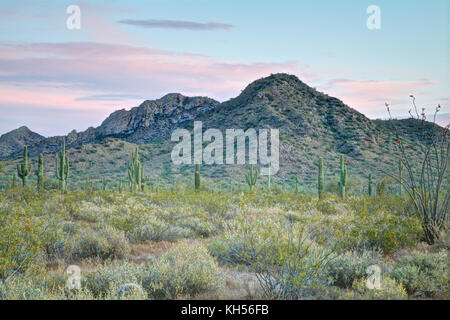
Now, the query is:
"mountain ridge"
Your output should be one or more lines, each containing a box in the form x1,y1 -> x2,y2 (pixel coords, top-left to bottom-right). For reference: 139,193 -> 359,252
0,73 -> 445,188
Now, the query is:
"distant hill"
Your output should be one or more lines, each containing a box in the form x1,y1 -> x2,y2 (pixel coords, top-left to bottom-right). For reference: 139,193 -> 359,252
0,73 -> 446,189
0,126 -> 44,158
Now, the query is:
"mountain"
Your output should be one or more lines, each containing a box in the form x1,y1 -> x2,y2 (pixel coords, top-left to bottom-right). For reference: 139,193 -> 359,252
96,93 -> 219,143
0,73 -> 445,189
0,126 -> 45,158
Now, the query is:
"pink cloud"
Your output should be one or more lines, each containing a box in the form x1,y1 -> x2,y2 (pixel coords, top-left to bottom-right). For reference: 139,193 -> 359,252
0,41 -> 446,134
320,78 -> 436,119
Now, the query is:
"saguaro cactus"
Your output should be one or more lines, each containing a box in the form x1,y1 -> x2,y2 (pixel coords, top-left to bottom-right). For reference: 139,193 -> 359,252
118,178 -> 124,192
246,164 -> 258,192
11,173 -> 18,189
36,154 -> 44,190
17,146 -> 32,187
339,156 -> 348,199
194,164 -> 200,192
398,160 -> 403,195
267,163 -> 271,191
56,138 -> 69,191
318,158 -> 324,199
128,147 -> 142,192
295,176 -> 299,194
368,173 -> 373,196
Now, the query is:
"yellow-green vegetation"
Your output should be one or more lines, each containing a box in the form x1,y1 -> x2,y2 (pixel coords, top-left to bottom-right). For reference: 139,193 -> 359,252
1,185 -> 447,300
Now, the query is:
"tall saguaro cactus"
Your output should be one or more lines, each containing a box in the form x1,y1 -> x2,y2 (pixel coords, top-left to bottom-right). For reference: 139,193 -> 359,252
56,138 -> 69,192
11,173 -> 18,189
128,147 -> 142,192
17,146 -> 32,187
246,164 -> 258,192
194,164 -> 200,192
36,154 -> 44,190
339,156 -> 348,199
398,160 -> 403,195
295,176 -> 299,194
368,173 -> 373,196
318,158 -> 324,199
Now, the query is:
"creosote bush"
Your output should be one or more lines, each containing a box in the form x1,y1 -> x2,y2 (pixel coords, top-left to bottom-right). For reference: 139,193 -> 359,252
390,250 -> 449,298
326,250 -> 381,288
142,243 -> 224,299
71,225 -> 130,260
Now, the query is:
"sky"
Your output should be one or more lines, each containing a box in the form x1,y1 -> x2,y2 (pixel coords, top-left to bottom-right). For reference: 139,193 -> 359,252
0,0 -> 449,136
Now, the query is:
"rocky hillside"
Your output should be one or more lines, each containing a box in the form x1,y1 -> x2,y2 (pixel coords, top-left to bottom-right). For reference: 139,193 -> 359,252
0,73 -> 445,189
0,126 -> 44,158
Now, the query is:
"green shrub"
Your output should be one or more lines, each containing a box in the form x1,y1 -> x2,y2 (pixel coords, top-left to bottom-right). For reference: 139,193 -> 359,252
327,250 -> 381,288
390,250 -> 449,297
72,225 -> 130,260
209,217 -> 333,299
83,262 -> 146,298
142,243 -> 223,299
342,199 -> 422,254
352,276 -> 408,300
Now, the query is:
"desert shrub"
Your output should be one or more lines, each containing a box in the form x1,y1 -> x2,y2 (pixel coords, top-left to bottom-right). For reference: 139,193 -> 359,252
0,208 -> 46,280
327,250 -> 381,288
71,225 -> 130,260
352,276 -> 408,300
180,217 -> 217,238
83,262 -> 146,298
390,250 -> 449,297
342,199 -> 422,254
210,217 -> 333,299
129,222 -> 188,242
141,243 -> 223,299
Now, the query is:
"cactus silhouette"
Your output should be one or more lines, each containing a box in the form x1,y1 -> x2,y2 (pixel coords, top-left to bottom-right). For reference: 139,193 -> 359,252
17,146 -> 32,187
339,156 -> 347,199
11,173 -> 17,189
128,147 -> 142,192
56,138 -> 69,192
194,164 -> 200,192
368,173 -> 373,196
36,154 -> 44,191
246,164 -> 258,192
318,158 -> 324,199
398,159 -> 403,195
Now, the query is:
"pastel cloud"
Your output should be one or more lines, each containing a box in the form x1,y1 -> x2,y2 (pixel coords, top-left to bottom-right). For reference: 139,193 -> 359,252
117,19 -> 234,31
0,41 -> 306,135
320,78 -> 437,120
0,41 -> 446,135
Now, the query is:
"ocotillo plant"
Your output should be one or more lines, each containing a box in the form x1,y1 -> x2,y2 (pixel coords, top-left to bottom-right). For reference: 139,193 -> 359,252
128,147 -> 142,192
194,164 -> 200,192
398,159 -> 403,195
56,138 -> 69,192
368,174 -> 373,196
318,158 -> 324,199
246,164 -> 258,192
36,154 -> 44,191
339,156 -> 348,199
17,146 -> 32,187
